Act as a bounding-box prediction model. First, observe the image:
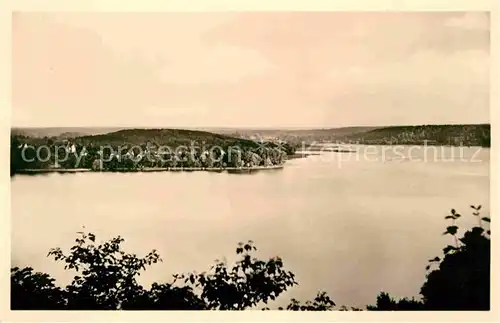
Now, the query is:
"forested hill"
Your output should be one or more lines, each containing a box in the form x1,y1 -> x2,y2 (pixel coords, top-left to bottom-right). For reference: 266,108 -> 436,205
11,124 -> 491,148
339,124 -> 490,147
11,128 -> 296,155
208,124 -> 490,147
76,128 -> 263,149
10,127 -> 122,139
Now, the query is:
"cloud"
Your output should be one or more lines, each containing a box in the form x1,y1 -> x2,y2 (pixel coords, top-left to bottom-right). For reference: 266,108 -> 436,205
158,45 -> 276,85
47,13 -> 276,85
444,12 -> 489,31
12,12 -> 490,127
333,49 -> 489,90
325,49 -> 489,125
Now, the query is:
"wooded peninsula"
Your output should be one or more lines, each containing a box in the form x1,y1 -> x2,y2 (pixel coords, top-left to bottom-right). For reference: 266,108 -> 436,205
10,124 -> 490,175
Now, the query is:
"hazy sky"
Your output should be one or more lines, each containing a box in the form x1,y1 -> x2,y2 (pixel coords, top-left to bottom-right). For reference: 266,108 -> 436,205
12,12 -> 489,128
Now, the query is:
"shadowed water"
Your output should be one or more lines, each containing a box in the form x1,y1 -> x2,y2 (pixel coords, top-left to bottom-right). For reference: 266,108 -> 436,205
11,146 -> 490,308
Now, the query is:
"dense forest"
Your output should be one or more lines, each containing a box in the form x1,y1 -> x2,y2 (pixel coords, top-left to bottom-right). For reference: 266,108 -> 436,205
221,126 -> 379,144
340,124 -> 491,147
11,205 -> 490,310
225,124 -> 490,147
12,123 -> 491,147
10,124 -> 490,174
212,124 -> 490,147
10,129 -> 296,175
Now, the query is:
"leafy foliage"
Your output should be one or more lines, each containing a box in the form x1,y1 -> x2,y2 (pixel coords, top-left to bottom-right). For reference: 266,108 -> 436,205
11,267 -> 66,310
46,232 -> 162,309
11,205 -> 490,311
12,235 -> 297,310
286,291 -> 336,311
369,205 -> 490,311
420,206 -> 490,310
366,292 -> 424,311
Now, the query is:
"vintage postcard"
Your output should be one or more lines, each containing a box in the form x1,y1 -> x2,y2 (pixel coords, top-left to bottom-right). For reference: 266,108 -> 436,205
1,0 -> 498,322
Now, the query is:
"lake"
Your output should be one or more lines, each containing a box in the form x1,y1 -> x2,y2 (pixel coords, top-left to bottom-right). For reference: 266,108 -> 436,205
10,146 -> 490,308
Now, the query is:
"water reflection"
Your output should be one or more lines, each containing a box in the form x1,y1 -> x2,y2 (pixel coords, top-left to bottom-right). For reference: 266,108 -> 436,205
11,147 -> 490,308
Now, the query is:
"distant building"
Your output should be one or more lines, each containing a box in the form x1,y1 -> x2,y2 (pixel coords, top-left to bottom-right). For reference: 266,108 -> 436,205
65,143 -> 76,154
92,159 -> 102,171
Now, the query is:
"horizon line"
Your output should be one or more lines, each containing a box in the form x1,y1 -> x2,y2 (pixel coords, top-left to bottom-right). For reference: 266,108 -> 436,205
11,122 -> 492,131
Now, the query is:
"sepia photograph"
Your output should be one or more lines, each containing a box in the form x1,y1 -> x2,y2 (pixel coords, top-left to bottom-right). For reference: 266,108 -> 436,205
6,6 -> 494,317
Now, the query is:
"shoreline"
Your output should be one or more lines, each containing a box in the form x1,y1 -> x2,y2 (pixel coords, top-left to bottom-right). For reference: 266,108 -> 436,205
305,143 -> 489,149
13,164 -> 286,175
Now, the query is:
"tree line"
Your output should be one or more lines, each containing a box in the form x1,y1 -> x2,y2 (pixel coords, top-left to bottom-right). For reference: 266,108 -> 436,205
10,133 -> 296,174
340,124 -> 491,147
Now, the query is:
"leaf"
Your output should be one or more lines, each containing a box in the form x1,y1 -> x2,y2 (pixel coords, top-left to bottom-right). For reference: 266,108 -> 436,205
477,205 -> 482,210
425,265 -> 430,271
445,215 -> 456,220
428,256 -> 440,262
481,217 -> 490,223
444,226 -> 458,235
471,227 -> 485,235
451,209 -> 456,215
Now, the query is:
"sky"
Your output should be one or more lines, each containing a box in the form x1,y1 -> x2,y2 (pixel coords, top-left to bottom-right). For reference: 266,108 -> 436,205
11,12 -> 490,128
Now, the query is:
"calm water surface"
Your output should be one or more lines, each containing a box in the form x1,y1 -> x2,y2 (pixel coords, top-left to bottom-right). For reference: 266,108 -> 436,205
11,146 -> 490,308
